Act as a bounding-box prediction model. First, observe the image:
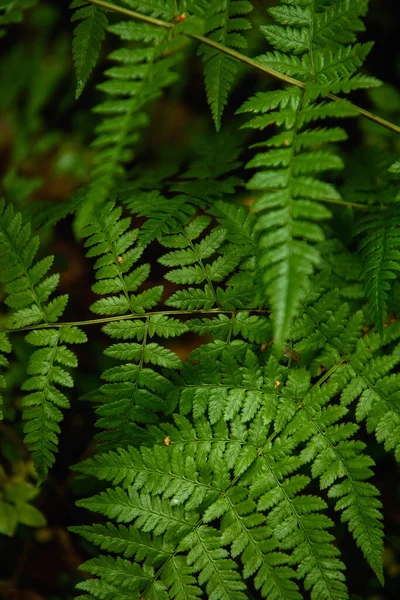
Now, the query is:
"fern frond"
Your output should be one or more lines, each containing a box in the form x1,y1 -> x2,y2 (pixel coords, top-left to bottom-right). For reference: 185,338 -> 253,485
127,191 -> 203,245
241,0 -> 374,348
160,216 -> 251,312
82,18 -> 184,219
297,379 -> 384,583
22,326 -> 87,481
175,359 -> 349,598
292,286 -> 400,463
247,421 -> 348,599
173,349 -> 278,423
338,331 -> 400,462
71,0 -> 108,99
311,0 -> 368,47
82,201 -> 186,449
73,385 -> 302,599
180,525 -> 248,600
71,521 -> 173,562
220,487 -> 301,600
358,207 -> 400,333
200,0 -> 253,130
0,199 -> 87,480
291,287 -> 364,375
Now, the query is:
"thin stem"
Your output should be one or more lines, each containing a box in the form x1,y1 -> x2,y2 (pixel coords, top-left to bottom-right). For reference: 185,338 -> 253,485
0,308 -> 269,335
318,197 -> 381,211
87,0 -> 400,136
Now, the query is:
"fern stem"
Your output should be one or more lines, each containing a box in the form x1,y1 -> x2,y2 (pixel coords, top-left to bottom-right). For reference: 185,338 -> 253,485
318,198 -> 381,211
87,0 -> 400,136
0,308 -> 269,335
311,358 -> 347,390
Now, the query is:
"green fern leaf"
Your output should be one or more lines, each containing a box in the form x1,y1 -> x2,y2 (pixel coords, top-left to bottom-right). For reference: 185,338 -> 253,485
82,201 -> 188,449
180,525 -> 247,600
71,0 -> 108,98
296,378 -> 384,583
0,199 -> 87,481
79,20 -> 185,224
241,0 -> 374,347
358,207 -> 400,333
200,0 -> 252,130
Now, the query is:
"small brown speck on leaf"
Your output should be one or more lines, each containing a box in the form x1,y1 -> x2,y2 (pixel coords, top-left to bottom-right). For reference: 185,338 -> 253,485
163,436 -> 172,446
175,13 -> 187,23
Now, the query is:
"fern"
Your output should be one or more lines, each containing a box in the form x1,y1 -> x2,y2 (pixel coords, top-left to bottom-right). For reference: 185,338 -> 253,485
0,199 -> 87,481
199,0 -> 253,131
160,216 -> 246,311
357,207 -> 400,333
81,7 -> 194,222
354,158 -> 400,331
81,200 -> 187,449
294,376 -> 384,583
293,284 -> 400,463
71,0 -> 109,99
73,408 -> 301,598
239,0 -> 380,347
2,1 -> 400,598
74,348 -> 387,599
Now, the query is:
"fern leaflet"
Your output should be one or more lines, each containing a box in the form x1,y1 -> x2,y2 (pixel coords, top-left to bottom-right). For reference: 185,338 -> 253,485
82,200 -> 186,449
71,0 -> 108,99
0,199 -> 87,481
358,207 -> 400,334
200,0 -> 253,131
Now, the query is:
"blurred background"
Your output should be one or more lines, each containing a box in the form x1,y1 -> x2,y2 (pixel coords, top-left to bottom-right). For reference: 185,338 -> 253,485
0,1 -> 400,598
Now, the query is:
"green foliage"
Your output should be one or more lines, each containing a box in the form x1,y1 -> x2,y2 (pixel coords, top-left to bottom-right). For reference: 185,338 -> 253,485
200,0 -> 253,130
239,0 -> 380,347
0,0 -> 36,37
81,5 -> 185,220
71,344 -> 386,599
71,0 -> 109,99
0,465 -> 46,536
358,207 -> 400,333
82,201 -> 185,448
2,0 -> 400,598
0,199 -> 87,481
